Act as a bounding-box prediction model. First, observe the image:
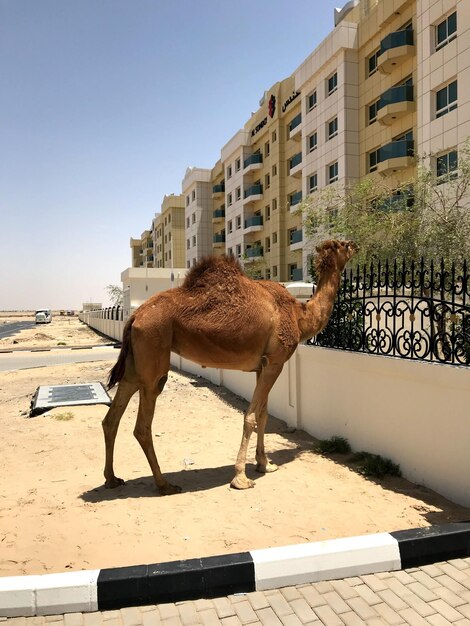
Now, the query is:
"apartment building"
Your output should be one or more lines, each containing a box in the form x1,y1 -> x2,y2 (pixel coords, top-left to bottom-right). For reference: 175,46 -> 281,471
153,194 -> 185,268
130,0 -> 470,283
130,229 -> 152,268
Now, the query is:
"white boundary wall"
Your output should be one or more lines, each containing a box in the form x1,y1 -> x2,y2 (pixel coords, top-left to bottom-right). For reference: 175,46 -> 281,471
80,313 -> 470,507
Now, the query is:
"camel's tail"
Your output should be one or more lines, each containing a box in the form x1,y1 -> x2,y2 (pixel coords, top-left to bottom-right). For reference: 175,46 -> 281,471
107,315 -> 134,389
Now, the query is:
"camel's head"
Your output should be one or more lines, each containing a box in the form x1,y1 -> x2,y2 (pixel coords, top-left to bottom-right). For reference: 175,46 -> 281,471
315,240 -> 357,274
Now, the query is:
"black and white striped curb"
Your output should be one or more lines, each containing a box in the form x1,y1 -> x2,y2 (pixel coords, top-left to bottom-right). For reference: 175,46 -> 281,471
1,522 -> 469,617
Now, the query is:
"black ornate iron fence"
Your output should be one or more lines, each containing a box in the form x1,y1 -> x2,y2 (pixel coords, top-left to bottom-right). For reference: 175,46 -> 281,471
309,258 -> 470,366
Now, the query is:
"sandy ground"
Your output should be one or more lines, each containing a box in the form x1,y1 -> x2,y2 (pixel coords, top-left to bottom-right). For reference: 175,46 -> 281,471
1,314 -> 469,578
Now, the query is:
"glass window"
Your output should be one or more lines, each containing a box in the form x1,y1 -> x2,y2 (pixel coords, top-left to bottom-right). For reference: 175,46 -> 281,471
308,131 -> 317,153
436,80 -> 457,118
235,186 -> 241,201
436,11 -> 457,51
327,72 -> 337,96
328,162 -> 338,184
227,192 -> 233,206
368,99 -> 379,125
308,173 -> 318,193
436,150 -> 458,181
307,89 -> 317,111
227,165 -> 232,179
327,117 -> 338,140
236,215 -> 241,229
369,149 -> 380,173
235,158 -> 241,172
368,49 -> 380,77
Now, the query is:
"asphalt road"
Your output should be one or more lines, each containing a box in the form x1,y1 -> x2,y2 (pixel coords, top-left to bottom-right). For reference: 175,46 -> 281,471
0,320 -> 36,339
0,346 -> 119,372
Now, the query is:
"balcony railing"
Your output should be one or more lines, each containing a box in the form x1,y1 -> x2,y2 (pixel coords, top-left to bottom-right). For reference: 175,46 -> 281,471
290,229 -> 303,245
378,139 -> 414,163
244,153 -> 263,169
212,183 -> 225,194
379,29 -> 414,55
289,113 -> 302,132
245,215 -> 263,228
213,208 -> 225,219
378,84 -> 414,110
246,246 -> 263,258
244,184 -> 263,199
213,233 -> 226,243
290,191 -> 302,207
290,152 -> 302,170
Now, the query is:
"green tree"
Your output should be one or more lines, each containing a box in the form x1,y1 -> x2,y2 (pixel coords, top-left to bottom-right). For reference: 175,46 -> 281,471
106,284 -> 123,306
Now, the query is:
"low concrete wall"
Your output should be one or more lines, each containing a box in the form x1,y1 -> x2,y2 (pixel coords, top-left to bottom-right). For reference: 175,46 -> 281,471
80,313 -> 470,507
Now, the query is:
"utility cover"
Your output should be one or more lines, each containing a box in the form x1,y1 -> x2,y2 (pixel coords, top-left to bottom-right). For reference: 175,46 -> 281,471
30,382 -> 112,417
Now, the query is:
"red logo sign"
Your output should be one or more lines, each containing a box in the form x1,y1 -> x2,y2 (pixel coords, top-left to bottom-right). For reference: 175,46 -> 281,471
268,95 -> 276,118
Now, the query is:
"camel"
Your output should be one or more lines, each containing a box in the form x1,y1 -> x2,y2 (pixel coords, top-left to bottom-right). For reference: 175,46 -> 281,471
103,239 -> 356,494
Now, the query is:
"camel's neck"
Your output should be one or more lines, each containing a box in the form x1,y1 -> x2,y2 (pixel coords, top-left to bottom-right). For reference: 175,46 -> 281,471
298,270 -> 342,342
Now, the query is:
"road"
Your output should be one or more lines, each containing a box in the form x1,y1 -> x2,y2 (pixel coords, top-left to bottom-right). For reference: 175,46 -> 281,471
0,320 -> 36,339
0,346 -> 119,372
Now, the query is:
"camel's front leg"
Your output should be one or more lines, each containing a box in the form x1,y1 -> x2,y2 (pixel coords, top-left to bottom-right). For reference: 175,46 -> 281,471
231,362 -> 283,490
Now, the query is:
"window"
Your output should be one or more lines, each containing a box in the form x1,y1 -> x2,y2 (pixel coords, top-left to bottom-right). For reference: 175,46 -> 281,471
307,89 -> 317,111
265,142 -> 270,157
192,212 -> 196,224
327,117 -> 338,140
227,247 -> 233,257
265,174 -> 270,189
272,130 -> 277,142
236,186 -> 241,201
328,162 -> 338,184
227,192 -> 233,207
307,131 -> 317,153
273,265 -> 278,278
436,149 -> 458,182
368,49 -> 380,77
265,236 -> 271,253
368,148 -> 380,173
186,195 -> 190,206
236,244 -> 241,257
435,11 -> 457,51
265,205 -> 271,221
235,158 -> 241,172
186,239 -> 190,250
272,164 -> 277,176
327,72 -> 337,96
168,214 -> 171,223
192,235 -> 196,247
192,190 -> 195,201
227,165 -> 232,179
272,232 -> 278,244
186,217 -> 190,228
228,220 -> 233,234
265,269 -> 271,280
272,198 -> 277,211
436,80 -> 457,118
308,173 -> 317,193
236,215 -> 241,229
368,99 -> 379,125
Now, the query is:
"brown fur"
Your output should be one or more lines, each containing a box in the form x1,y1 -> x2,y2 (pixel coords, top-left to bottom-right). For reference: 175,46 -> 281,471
101,239 -> 356,495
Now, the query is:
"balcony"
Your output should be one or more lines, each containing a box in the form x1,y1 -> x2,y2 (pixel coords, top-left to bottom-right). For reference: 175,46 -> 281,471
244,215 -> 263,233
289,191 -> 302,212
377,139 -> 414,174
289,113 -> 302,141
377,29 -> 414,74
289,152 -> 302,178
244,153 -> 263,173
212,182 -> 225,197
377,85 -> 415,125
289,229 -> 303,251
245,246 -> 264,262
243,184 -> 263,204
213,233 -> 226,248
212,208 -> 225,223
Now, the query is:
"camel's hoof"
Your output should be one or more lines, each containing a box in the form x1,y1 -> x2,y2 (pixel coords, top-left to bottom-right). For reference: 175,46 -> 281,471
230,475 -> 255,490
256,462 -> 278,474
105,477 -> 125,489
158,483 -> 182,496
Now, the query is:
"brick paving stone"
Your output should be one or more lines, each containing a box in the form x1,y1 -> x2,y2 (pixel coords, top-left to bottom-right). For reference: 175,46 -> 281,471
402,591 -> 436,618
221,619 -> 242,626
279,588 -> 302,603
157,604 -> 179,620
120,608 -> 143,626
227,596 -> 248,605
392,570 -> 416,585
311,605 -> 343,626
266,592 -> 293,617
426,614 -> 454,626
459,604 -> 470,619
288,599 -> 317,624
418,563 -> 445,578
64,614 -> 83,626
373,602 -> 405,625
343,578 -> 362,587
194,601 -> 214,612
256,608 -> 283,626
319,591 -> 349,614
449,559 -> 470,570
233,601 -> 258,624
83,615 -> 103,626
397,608 -> 429,626
434,584 -> 467,607
431,574 -> 466,594
177,602 -> 201,625
438,563 -> 469,583
339,611 -> 366,626
279,614 -> 302,626
406,581 -> 439,602
102,612 -> 121,622
4,620 -> 26,626
387,579 -> 414,599
330,580 -> 359,601
44,617 -> 63,623
197,609 -> 221,626
161,617 -> 183,626
359,574 -> 388,593
353,584 -> 382,605
246,593 -> 270,611
365,619 -> 388,626
142,610 -> 161,626
428,599 -> 465,622
213,599 -> 237,620
297,586 -> 327,608
102,620 -> 120,626
455,620 -> 470,625
377,590 -> 408,612
312,581 -> 335,594
346,597 -> 377,621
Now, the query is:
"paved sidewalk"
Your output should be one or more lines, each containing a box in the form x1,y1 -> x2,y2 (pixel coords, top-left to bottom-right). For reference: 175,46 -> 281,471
3,557 -> 470,625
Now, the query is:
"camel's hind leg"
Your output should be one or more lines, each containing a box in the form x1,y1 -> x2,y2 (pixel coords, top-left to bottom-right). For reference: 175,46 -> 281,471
102,379 -> 138,488
133,373 -> 182,496
231,362 -> 283,490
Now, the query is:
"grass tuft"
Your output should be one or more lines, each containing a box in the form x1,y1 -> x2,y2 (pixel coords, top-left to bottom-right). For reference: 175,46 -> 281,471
317,435 -> 351,454
352,451 -> 401,478
53,411 -> 74,421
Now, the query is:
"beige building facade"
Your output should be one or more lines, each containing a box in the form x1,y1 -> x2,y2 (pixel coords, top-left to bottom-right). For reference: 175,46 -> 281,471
130,0 -> 470,282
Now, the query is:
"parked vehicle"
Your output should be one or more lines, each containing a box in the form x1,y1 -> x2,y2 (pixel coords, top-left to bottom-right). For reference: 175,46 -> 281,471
35,309 -> 52,324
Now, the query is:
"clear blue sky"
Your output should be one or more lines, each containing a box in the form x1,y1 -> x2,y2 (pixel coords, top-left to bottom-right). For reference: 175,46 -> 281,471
1,0 -> 342,310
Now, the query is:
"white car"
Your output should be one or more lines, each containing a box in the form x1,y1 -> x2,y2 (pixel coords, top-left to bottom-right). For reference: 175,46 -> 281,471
35,309 -> 52,324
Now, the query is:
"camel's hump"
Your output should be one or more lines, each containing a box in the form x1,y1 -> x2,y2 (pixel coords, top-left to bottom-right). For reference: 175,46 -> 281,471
182,255 -> 245,290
